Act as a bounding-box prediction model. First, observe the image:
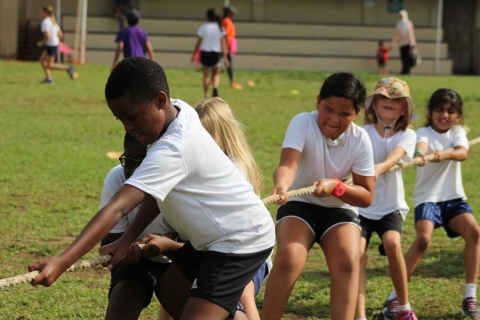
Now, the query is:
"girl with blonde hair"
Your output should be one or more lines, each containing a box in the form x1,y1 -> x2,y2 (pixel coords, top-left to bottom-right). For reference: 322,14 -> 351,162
38,6 -> 75,83
194,97 -> 263,195
193,97 -> 271,320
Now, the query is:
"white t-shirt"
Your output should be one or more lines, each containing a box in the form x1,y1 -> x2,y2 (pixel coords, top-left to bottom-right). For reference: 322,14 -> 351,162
413,125 -> 469,207
40,17 -> 60,46
126,99 -> 275,254
197,22 -> 226,52
100,165 -> 175,263
358,125 -> 416,220
282,111 -> 375,214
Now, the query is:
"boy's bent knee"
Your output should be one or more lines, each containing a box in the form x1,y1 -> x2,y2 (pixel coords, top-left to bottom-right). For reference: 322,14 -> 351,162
464,225 -> 480,244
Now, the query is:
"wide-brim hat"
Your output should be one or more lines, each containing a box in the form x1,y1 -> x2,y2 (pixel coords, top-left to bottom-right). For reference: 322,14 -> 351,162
365,77 -> 413,118
224,5 -> 239,14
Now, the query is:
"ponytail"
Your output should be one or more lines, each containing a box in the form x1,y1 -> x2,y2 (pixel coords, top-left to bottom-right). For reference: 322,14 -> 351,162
206,9 -> 222,31
43,6 -> 57,25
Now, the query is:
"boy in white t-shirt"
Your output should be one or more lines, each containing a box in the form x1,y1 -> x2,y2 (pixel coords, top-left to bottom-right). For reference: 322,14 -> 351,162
355,78 -> 418,320
262,73 -> 375,320
27,57 -> 275,320
385,88 -> 480,319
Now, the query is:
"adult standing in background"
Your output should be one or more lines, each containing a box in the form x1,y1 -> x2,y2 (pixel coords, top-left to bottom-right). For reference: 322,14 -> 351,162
390,10 -> 417,75
114,0 -> 131,30
192,9 -> 229,98
222,6 -> 242,90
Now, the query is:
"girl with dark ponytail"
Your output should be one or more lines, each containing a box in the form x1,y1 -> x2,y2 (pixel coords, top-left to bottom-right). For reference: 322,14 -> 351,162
191,9 -> 229,98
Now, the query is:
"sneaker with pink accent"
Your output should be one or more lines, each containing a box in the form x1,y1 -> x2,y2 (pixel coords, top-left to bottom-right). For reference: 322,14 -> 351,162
396,309 -> 418,320
462,297 -> 480,319
382,298 -> 398,320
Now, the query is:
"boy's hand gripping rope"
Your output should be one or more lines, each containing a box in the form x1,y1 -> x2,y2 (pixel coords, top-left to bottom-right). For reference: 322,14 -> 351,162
261,137 -> 480,205
0,244 -> 144,289
2,138 -> 480,289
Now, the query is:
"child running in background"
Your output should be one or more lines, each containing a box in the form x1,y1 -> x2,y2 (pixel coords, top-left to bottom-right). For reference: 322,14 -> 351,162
377,40 -> 389,75
192,9 -> 229,98
193,97 -> 272,320
384,88 -> 480,319
262,73 -> 375,320
28,57 -> 275,320
38,6 -> 75,83
355,78 -> 418,320
100,132 -> 178,320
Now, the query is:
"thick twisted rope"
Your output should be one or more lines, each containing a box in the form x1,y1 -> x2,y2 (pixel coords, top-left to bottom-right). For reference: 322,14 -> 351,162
0,244 -> 144,289
262,136 -> 480,205
3,137 -> 480,288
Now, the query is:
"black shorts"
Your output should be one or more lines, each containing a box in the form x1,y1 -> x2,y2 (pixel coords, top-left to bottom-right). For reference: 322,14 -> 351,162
360,211 -> 403,256
45,45 -> 58,56
173,242 -> 273,318
109,258 -> 170,308
276,201 -> 360,245
377,60 -> 386,67
201,51 -> 222,68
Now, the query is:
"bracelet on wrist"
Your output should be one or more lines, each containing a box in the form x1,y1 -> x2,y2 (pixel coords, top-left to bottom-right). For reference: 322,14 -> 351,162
332,178 -> 346,197
413,149 -> 423,158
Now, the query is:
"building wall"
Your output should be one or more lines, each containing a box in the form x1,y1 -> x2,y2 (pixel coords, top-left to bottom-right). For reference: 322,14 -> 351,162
443,0 -> 477,74
0,0 -> 20,58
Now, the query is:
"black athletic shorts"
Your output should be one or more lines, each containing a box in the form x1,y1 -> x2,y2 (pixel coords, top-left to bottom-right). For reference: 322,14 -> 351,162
360,211 -> 403,256
109,257 -> 170,308
276,201 -> 361,245
200,51 -> 222,68
173,242 -> 273,318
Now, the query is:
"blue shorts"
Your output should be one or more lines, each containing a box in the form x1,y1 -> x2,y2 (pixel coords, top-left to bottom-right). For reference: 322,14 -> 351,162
45,46 -> 58,56
252,261 -> 269,297
109,257 -> 170,308
415,198 -> 473,238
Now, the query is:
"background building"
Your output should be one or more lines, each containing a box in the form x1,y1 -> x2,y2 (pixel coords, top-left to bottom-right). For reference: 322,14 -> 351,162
2,0 -> 480,74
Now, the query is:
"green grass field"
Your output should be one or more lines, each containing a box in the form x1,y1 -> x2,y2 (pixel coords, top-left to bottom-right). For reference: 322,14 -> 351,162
1,59 -> 480,319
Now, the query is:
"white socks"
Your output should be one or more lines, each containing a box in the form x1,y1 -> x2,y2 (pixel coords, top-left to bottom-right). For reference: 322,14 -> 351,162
356,318 -> 367,320
388,289 -> 397,301
398,302 -> 412,311
466,283 -> 477,298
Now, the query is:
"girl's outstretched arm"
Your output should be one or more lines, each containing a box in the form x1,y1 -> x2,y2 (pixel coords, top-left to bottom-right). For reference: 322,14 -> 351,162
431,146 -> 468,162
272,148 -> 301,205
374,146 -> 407,179
27,184 -> 148,287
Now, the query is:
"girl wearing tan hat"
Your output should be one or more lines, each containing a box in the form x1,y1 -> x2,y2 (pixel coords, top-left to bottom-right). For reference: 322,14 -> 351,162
355,77 -> 418,320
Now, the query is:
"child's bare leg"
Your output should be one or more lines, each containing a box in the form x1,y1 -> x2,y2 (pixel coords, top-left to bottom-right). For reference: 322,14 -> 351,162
156,263 -> 193,319
158,306 -> 173,320
239,281 -> 260,320
261,218 -> 314,320
180,297 -> 229,320
106,280 -> 146,320
202,67 -> 210,98
212,66 -> 221,89
39,51 -> 49,78
322,224 -> 360,320
404,220 -> 435,280
48,57 -> 69,71
382,230 -> 409,305
448,213 -> 480,285
355,237 -> 368,319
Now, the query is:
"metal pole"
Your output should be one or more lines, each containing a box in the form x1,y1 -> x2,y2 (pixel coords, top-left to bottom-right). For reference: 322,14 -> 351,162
80,0 -> 88,64
73,0 -> 82,63
56,0 -> 61,62
435,0 -> 444,74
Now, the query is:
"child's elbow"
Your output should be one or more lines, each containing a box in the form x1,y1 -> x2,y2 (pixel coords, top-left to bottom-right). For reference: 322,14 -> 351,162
358,191 -> 375,208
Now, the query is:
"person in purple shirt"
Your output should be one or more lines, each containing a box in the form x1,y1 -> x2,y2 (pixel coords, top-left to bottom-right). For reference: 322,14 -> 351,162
111,9 -> 154,72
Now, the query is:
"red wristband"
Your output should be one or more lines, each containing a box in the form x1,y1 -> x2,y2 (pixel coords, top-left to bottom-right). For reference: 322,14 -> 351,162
332,178 -> 346,197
